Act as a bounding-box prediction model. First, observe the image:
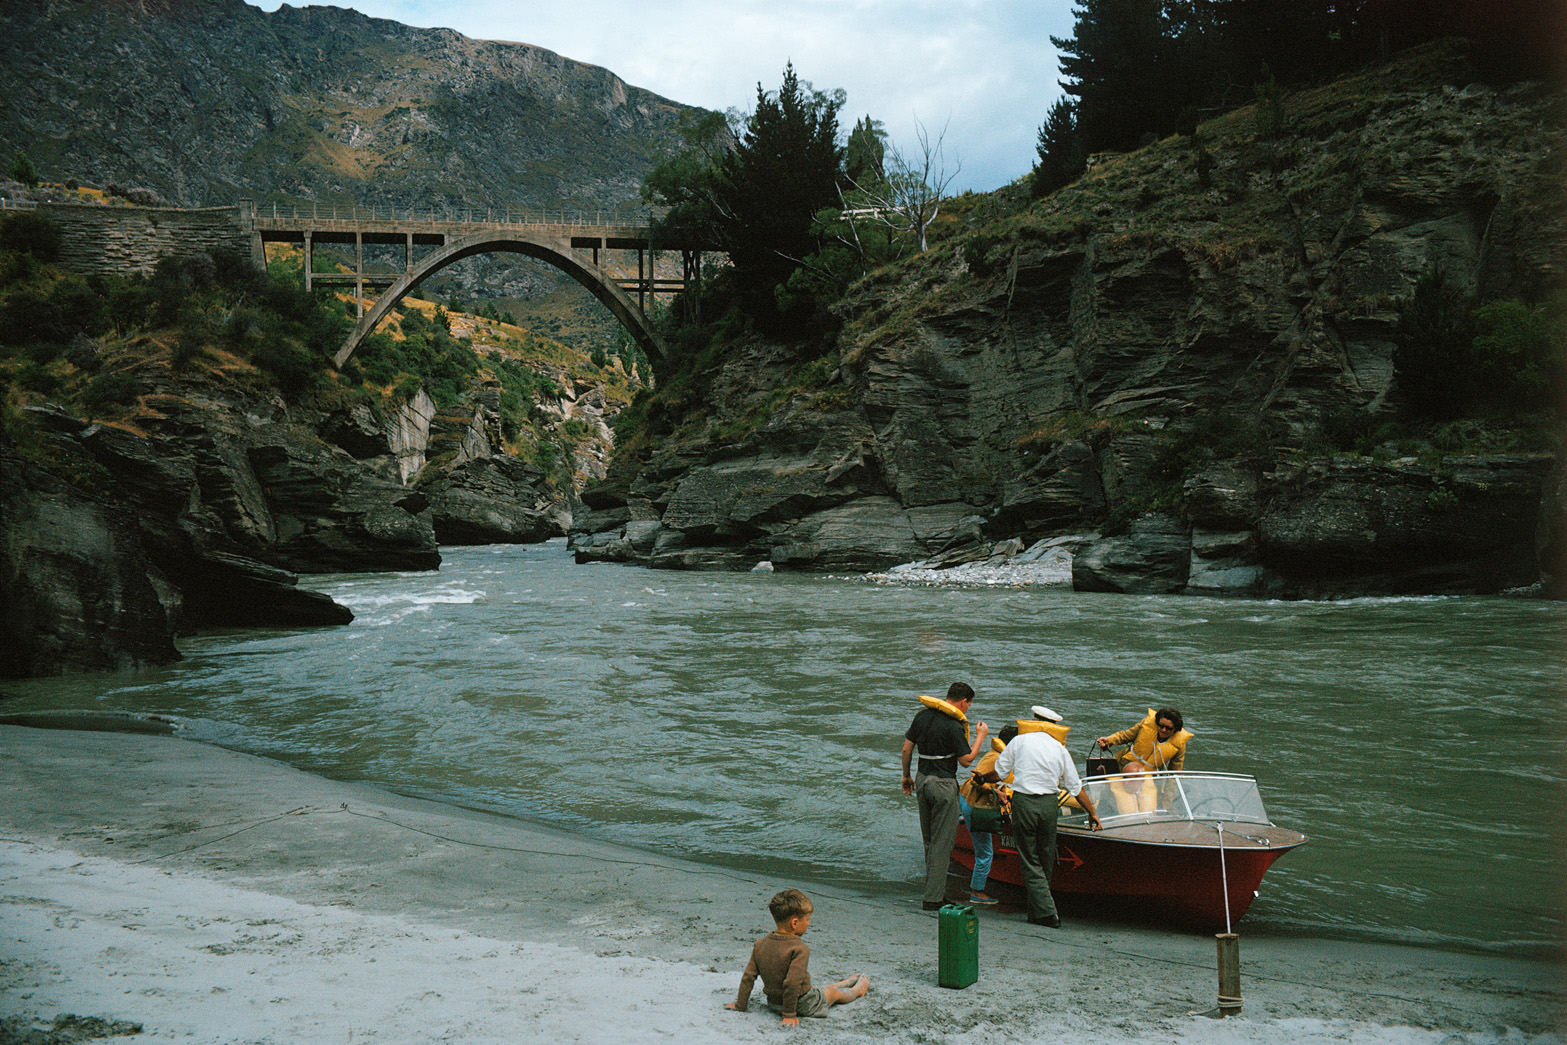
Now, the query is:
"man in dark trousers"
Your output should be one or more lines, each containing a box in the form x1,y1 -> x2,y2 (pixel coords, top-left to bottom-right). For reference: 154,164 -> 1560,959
900,682 -> 989,910
993,723 -> 1102,927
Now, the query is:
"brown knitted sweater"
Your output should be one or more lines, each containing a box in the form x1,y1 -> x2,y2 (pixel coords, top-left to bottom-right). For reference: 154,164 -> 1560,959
733,931 -> 812,1017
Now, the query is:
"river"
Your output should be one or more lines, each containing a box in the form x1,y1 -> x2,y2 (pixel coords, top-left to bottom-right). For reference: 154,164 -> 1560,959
4,541 -> 1561,961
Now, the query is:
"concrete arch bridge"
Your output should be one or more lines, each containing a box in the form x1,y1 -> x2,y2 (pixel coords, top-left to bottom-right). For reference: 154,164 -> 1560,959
252,206 -> 700,369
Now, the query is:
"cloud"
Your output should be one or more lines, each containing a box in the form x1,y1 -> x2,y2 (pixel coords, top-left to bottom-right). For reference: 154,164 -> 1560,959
261,0 -> 1077,191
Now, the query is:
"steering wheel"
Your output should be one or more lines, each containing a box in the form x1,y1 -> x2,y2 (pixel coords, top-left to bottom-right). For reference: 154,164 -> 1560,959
1189,796 -> 1236,819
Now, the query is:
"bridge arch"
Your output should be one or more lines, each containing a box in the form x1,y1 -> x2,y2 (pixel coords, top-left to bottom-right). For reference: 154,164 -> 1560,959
332,231 -> 665,369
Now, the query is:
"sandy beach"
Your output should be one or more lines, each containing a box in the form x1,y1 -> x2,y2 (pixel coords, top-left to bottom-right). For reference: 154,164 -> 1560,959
0,724 -> 1559,1044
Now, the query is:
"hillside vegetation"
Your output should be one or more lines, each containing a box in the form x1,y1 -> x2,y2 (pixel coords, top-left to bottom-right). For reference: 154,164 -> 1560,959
574,41 -> 1565,597
0,209 -> 643,494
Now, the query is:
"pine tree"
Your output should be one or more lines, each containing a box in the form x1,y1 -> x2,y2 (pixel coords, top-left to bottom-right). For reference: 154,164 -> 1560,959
1032,98 -> 1085,198
845,115 -> 887,188
1052,0 -> 1171,152
717,63 -> 845,322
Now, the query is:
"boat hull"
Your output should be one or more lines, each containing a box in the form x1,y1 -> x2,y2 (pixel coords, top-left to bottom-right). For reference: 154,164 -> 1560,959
954,820 -> 1305,928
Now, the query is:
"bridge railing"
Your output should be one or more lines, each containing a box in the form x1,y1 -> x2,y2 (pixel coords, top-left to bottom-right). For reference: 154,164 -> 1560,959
258,200 -> 670,229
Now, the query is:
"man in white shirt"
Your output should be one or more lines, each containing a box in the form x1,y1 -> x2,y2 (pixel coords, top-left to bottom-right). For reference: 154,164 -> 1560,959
993,724 -> 1102,927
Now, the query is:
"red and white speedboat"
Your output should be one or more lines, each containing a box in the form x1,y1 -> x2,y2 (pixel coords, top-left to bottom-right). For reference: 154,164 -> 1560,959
953,771 -> 1306,928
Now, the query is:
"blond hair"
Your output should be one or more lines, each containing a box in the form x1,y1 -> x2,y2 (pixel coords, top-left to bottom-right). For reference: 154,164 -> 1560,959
768,888 -> 813,923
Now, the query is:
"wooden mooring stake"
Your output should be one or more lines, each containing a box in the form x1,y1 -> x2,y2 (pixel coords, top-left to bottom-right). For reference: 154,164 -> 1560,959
1215,932 -> 1242,1016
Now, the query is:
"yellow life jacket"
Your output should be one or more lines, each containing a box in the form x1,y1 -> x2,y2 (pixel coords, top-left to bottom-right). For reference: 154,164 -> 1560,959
918,694 -> 970,742
1109,773 -> 1158,815
995,721 -> 1072,794
987,736 -> 1015,785
960,750 -> 1002,808
1015,719 -> 1071,744
1116,708 -> 1192,771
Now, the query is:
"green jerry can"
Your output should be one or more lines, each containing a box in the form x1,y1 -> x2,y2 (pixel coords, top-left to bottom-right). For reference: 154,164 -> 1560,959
937,903 -> 979,988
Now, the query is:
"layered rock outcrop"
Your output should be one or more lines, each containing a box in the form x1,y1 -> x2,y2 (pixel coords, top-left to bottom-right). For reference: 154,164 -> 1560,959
424,456 -> 569,545
0,445 -> 180,676
2,358 -> 596,675
574,48 -> 1565,598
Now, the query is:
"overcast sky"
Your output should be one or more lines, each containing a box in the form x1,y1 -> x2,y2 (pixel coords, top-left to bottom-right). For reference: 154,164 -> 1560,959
260,0 -> 1078,193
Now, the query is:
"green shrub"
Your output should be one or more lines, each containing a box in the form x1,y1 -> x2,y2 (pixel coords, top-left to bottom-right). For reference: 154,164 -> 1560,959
499,388 -> 530,441
172,329 -> 206,370
101,273 -> 155,331
0,288 -> 59,344
399,306 -> 429,336
1469,296 -> 1565,408
15,361 -> 61,395
250,338 -> 322,398
27,340 -> 64,364
1152,408 -> 1267,480
1191,139 -> 1213,187
1319,403 -> 1379,453
1102,485 -> 1185,536
0,248 -> 38,284
391,374 -> 424,402
221,303 -> 267,351
9,151 -> 39,188
360,356 -> 398,385
1395,272 -> 1564,418
532,439 -> 560,471
80,370 -> 140,411
0,212 -> 61,261
1254,74 -> 1285,140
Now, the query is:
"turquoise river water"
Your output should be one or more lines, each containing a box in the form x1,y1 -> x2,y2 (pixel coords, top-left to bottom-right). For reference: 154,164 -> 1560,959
4,541 -> 1562,960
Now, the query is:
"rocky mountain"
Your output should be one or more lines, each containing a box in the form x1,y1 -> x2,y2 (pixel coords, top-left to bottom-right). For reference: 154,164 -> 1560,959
0,0 -> 691,212
573,43 -> 1567,599
0,0 -> 677,677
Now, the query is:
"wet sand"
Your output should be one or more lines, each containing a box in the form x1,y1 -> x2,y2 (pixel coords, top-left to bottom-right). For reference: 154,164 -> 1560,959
0,725 -> 1560,1043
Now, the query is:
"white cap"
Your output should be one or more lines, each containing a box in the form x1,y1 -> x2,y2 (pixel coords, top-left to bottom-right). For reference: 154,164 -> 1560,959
1031,705 -> 1063,722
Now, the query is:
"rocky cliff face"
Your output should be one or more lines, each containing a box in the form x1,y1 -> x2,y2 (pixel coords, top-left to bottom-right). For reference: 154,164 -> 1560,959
574,46 -> 1566,598
0,343 -> 601,676
0,444 -> 181,676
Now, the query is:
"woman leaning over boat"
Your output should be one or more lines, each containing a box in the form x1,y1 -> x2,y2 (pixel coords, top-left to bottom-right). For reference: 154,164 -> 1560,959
1095,707 -> 1191,772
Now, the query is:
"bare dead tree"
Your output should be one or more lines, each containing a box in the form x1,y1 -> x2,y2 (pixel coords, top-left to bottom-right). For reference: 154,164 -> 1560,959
844,117 -> 962,252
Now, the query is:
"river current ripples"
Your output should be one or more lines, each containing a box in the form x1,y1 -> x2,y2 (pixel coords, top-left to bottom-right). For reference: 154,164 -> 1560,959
5,541 -> 1562,959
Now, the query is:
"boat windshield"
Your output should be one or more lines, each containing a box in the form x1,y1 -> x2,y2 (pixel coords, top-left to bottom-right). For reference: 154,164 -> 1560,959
1058,772 -> 1272,828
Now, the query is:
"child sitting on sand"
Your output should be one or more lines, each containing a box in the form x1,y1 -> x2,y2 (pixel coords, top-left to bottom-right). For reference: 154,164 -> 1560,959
725,888 -> 869,1027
